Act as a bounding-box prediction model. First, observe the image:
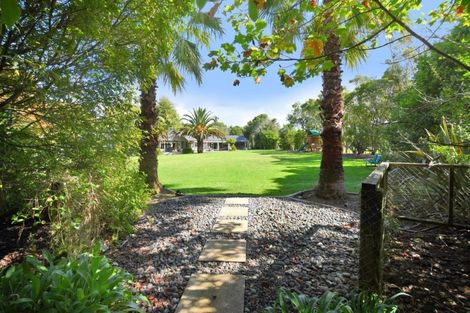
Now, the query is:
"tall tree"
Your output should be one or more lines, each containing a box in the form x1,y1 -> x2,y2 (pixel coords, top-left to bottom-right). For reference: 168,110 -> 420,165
316,18 -> 346,197
229,125 -> 244,135
244,114 -> 279,149
138,5 -> 223,192
180,107 -> 224,153
287,99 -> 322,131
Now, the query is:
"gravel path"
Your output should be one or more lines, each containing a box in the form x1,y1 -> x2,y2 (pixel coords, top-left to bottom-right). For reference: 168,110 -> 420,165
110,196 -> 360,313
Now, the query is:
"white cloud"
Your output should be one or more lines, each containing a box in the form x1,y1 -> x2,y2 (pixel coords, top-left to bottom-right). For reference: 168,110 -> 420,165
159,77 -> 323,126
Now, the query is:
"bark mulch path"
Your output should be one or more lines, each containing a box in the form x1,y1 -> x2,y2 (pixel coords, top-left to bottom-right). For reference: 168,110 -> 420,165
383,223 -> 470,313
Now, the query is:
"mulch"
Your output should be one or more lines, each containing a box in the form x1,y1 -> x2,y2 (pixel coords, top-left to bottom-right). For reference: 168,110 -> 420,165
383,223 -> 470,313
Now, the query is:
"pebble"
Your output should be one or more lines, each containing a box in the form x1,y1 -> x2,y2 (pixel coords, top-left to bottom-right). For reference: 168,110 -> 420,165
110,196 -> 360,313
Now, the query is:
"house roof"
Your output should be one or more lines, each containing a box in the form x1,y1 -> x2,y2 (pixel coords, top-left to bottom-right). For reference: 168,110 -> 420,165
160,129 -> 248,143
205,135 -> 226,143
226,135 -> 248,142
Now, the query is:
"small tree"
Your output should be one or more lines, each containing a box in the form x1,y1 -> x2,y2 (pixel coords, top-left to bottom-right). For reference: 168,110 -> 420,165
226,138 -> 237,151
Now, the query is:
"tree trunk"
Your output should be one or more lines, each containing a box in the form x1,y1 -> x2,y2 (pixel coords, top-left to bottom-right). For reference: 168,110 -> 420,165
315,32 -> 345,199
197,139 -> 204,153
139,80 -> 161,193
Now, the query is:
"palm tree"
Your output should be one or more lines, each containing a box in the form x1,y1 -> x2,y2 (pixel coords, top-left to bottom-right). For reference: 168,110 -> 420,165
263,0 -> 367,199
180,107 -> 224,153
139,8 -> 223,193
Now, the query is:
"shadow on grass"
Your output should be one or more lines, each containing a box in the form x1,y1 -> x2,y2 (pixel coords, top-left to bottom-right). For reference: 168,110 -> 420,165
261,152 -> 371,196
162,186 -> 272,197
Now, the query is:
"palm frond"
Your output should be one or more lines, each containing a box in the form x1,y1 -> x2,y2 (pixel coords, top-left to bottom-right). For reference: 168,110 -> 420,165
189,11 -> 224,39
160,61 -> 185,93
172,38 -> 203,85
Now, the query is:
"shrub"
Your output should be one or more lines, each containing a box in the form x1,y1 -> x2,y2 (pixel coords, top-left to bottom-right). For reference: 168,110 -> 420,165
7,103 -> 149,255
226,138 -> 237,151
182,147 -> 194,154
0,249 -> 146,313
264,288 -> 407,313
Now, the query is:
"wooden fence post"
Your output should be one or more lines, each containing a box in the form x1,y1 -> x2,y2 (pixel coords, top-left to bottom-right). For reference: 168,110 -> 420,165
359,163 -> 388,294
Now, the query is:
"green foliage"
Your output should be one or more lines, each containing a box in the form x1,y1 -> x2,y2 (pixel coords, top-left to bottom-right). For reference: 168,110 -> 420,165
182,147 -> 194,154
344,68 -> 406,154
279,125 -> 297,150
386,24 -> 469,150
264,288 -> 407,313
0,0 -> 20,27
0,249 -> 146,313
158,98 -> 181,133
415,118 -> 470,164
258,130 -> 279,149
287,99 -> 322,131
3,101 -> 149,254
212,120 -> 230,136
205,0 -> 441,86
229,125 -> 244,135
226,138 -> 237,151
243,114 -> 280,149
0,0 -> 206,253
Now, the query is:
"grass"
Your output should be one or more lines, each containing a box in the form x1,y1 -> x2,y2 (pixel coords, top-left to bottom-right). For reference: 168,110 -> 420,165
158,150 -> 373,196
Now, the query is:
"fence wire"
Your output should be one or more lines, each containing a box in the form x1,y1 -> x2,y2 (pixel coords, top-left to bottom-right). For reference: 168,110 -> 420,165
386,165 -> 470,225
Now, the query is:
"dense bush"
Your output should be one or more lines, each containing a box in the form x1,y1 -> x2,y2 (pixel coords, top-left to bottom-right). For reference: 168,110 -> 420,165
182,147 -> 194,154
2,102 -> 149,254
0,249 -> 146,313
264,288 -> 407,313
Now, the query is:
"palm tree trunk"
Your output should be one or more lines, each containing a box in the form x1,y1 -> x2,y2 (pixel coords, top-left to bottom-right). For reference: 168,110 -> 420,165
315,32 -> 345,199
197,139 -> 204,153
139,80 -> 161,193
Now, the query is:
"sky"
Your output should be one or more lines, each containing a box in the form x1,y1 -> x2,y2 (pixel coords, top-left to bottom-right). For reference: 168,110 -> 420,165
158,1 -> 450,127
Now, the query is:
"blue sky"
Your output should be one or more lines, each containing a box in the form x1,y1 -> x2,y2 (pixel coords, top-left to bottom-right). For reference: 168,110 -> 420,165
158,1 -> 450,127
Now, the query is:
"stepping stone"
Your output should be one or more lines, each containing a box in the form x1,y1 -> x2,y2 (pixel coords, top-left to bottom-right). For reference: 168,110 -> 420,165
199,239 -> 246,262
224,198 -> 249,205
218,206 -> 248,217
175,274 -> 245,313
212,220 -> 248,233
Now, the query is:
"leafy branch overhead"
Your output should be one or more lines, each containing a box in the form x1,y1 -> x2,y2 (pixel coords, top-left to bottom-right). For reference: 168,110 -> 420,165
204,0 -> 470,87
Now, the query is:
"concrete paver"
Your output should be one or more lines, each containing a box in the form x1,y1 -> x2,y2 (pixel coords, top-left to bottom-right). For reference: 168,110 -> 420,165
199,239 -> 246,262
212,220 -> 248,233
175,274 -> 245,313
218,206 -> 248,217
224,198 -> 249,205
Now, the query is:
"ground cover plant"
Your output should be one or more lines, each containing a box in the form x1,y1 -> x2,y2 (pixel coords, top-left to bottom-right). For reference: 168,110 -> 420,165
158,150 -> 372,196
0,249 -> 145,313
264,288 -> 407,313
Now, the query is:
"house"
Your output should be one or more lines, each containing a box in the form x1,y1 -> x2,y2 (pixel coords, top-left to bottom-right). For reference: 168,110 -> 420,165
159,130 -> 248,152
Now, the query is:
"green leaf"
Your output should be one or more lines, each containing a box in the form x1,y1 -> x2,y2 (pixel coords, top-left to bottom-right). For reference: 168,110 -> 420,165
77,288 -> 85,301
196,0 -> 207,9
248,0 -> 258,21
31,276 -> 41,299
1,0 -> 20,27
255,18 -> 267,30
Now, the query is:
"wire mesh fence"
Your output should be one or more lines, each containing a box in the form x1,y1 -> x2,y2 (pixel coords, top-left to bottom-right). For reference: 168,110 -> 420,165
386,164 -> 470,226
359,162 -> 470,294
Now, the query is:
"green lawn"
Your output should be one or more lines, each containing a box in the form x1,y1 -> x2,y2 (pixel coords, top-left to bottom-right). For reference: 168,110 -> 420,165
158,150 -> 372,196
